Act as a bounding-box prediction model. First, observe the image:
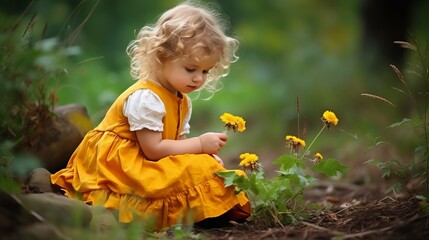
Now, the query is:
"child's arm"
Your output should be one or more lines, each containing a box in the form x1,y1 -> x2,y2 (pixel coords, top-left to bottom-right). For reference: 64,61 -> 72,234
136,129 -> 227,161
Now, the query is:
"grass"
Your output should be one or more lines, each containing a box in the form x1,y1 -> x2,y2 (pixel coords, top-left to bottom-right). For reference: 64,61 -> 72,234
362,38 -> 429,197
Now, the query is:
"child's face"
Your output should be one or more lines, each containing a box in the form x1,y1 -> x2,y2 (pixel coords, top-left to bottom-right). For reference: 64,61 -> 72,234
157,50 -> 219,94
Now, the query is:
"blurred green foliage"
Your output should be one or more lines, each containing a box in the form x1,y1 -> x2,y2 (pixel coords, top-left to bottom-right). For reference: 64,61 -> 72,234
0,7 -> 75,190
1,0 -> 429,177
364,39 -> 429,195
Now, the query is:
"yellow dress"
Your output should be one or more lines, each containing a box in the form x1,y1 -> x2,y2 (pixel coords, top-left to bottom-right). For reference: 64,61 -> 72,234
51,80 -> 250,229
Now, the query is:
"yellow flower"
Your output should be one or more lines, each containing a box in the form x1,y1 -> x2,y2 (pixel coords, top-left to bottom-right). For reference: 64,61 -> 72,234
285,135 -> 294,141
234,116 -> 246,132
239,153 -> 261,172
321,110 -> 339,129
220,113 -> 246,132
313,152 -> 323,164
285,135 -> 306,152
315,152 -> 323,160
220,113 -> 235,124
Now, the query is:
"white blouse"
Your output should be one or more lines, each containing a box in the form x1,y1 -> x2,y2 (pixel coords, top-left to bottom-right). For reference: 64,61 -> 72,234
123,89 -> 191,136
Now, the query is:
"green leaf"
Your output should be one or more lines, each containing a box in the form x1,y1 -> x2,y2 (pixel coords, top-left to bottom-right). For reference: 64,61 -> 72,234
312,159 -> 348,177
386,181 -> 402,193
247,173 -> 261,195
298,174 -> 316,186
363,159 -> 380,165
381,169 -> 391,178
388,118 -> 411,128
215,171 -> 238,187
275,172 -> 300,186
415,145 -> 428,154
273,155 -> 305,171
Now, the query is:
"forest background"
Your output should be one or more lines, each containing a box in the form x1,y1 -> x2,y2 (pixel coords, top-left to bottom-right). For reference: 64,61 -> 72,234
2,0 -> 429,180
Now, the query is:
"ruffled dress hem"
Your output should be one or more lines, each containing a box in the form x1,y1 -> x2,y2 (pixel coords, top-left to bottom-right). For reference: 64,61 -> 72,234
58,170 -> 250,229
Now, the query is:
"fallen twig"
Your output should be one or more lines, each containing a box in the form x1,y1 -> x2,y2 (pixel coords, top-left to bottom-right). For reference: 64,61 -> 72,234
300,221 -> 346,236
334,225 -> 393,240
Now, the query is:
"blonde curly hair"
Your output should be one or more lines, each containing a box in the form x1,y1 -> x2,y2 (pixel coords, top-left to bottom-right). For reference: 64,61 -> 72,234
126,1 -> 239,94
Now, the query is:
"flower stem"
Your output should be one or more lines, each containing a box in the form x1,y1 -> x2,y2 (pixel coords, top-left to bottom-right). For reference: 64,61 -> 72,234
223,127 -> 229,135
300,125 -> 326,160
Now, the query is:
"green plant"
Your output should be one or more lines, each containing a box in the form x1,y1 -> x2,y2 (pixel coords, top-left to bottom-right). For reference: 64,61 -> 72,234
362,38 -> 429,197
216,110 -> 347,227
0,8 -> 84,194
0,12 -> 74,149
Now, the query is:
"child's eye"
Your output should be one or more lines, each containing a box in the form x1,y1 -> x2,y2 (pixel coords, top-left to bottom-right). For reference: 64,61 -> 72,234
185,68 -> 195,72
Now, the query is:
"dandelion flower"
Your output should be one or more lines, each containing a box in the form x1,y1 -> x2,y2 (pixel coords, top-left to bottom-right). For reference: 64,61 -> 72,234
239,153 -> 261,172
220,113 -> 235,124
313,152 -> 323,164
234,116 -> 246,132
220,113 -> 246,132
321,111 -> 338,129
285,135 -> 306,153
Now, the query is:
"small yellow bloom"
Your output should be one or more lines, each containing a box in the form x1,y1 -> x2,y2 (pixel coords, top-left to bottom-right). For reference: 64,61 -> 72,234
321,110 -> 339,129
313,152 -> 323,164
285,135 -> 306,152
220,113 -> 246,132
234,116 -> 246,132
296,138 -> 306,148
285,135 -> 294,141
220,113 -> 235,124
239,153 -> 261,172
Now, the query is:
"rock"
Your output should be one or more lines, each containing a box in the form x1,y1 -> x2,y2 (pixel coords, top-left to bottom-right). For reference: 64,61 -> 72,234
2,190 -> 126,240
0,190 -> 41,233
24,168 -> 54,193
23,103 -> 93,173
8,222 -> 67,240
0,190 -> 66,240
90,206 -> 121,235
18,193 -> 92,227
22,114 -> 80,173
54,104 -> 93,137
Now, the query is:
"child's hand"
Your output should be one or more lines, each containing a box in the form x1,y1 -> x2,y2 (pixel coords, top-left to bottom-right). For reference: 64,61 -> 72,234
198,132 -> 227,154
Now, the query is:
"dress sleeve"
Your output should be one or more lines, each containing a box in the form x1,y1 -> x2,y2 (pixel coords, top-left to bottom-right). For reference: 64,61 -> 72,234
123,89 -> 165,132
180,96 -> 192,136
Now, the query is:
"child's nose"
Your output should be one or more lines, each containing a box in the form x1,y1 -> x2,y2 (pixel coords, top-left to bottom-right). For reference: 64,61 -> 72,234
193,73 -> 203,82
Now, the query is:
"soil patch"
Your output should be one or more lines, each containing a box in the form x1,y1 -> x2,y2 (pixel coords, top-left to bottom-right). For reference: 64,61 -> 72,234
194,182 -> 429,240
9,171 -> 429,240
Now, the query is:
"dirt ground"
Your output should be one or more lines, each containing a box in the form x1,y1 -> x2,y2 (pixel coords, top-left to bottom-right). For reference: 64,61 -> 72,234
10,165 -> 429,239
193,181 -> 429,240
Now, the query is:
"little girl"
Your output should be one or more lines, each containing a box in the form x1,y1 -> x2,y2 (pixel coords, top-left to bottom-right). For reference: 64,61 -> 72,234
51,1 -> 251,229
